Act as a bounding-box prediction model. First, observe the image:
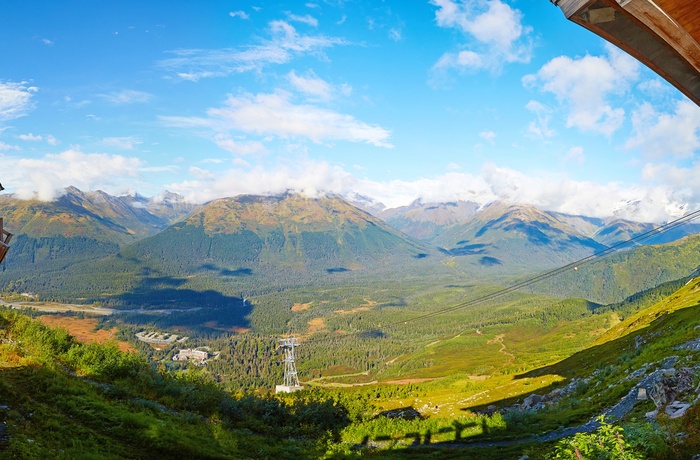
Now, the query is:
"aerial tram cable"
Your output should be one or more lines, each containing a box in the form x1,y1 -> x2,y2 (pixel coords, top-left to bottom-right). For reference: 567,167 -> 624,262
302,207 -> 700,345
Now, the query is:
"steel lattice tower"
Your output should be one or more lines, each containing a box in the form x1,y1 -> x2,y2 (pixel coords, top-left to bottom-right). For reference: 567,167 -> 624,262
279,337 -> 300,388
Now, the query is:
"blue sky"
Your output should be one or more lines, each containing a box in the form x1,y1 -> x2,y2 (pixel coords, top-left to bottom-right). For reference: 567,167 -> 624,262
1,0 -> 699,222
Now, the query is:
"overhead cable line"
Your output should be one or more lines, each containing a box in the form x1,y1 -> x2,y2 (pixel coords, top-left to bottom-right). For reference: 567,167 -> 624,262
302,207 -> 700,345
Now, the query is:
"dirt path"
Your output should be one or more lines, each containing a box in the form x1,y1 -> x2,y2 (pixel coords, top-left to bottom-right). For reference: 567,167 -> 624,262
487,334 -> 515,362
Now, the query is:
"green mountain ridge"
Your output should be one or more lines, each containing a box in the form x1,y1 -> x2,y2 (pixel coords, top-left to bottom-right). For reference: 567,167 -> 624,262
133,193 -> 431,271
378,199 -> 481,241
0,193 -> 436,306
531,232 -> 700,304
431,202 -> 608,274
378,199 -> 700,249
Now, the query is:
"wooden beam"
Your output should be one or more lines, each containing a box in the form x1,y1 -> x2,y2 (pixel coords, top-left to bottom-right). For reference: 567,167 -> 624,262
556,0 -> 595,18
562,0 -> 700,106
0,217 -> 9,264
620,0 -> 700,74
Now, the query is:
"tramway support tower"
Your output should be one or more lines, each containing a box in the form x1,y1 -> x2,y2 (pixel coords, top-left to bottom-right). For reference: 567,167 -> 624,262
0,182 -> 11,265
275,337 -> 303,394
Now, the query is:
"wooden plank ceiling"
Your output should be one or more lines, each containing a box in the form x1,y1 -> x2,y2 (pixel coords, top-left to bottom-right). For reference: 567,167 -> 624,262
655,0 -> 700,45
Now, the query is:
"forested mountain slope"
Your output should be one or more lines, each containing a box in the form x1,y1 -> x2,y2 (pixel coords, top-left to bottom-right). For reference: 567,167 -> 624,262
0,187 -> 194,286
377,199 -> 480,240
531,233 -> 700,304
431,202 -> 607,274
0,193 -> 436,306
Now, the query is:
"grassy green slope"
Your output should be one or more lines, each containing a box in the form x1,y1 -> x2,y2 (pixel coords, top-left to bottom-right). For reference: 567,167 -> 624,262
308,275 -> 700,458
0,310 -> 351,459
532,233 -> 700,304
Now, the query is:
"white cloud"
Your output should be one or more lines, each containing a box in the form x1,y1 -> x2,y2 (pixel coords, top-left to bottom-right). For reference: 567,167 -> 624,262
159,20 -> 346,81
565,146 -> 585,165
5,147 -> 691,223
0,141 -> 18,151
19,133 -> 42,142
523,44 -> 639,136
353,164 -> 690,222
626,100 -> 700,159
286,13 -> 319,27
0,81 -> 38,121
642,161 -> 700,198
19,133 -> 59,145
158,115 -> 212,129
288,70 -> 333,99
100,89 -> 153,105
525,100 -> 554,139
477,164 -> 684,222
637,79 -> 671,99
42,38 -> 54,46
204,91 -> 392,147
213,134 -> 268,155
4,150 -> 142,201
167,159 -> 357,203
102,136 -> 140,150
218,92 -> 390,146
229,11 -> 250,20
479,130 -> 495,143
189,166 -> 215,180
163,157 -> 688,222
430,0 -> 533,74
389,28 -> 403,42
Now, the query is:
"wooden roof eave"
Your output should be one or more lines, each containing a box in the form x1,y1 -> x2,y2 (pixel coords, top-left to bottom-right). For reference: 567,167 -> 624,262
554,0 -> 700,107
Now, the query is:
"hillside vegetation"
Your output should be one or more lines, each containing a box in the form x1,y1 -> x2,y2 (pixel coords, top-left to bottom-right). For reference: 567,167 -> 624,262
3,273 -> 700,458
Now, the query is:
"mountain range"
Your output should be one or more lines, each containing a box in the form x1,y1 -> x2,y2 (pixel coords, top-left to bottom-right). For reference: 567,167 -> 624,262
120,192 -> 431,277
0,186 -> 194,245
0,187 -> 699,307
369,198 -> 700,248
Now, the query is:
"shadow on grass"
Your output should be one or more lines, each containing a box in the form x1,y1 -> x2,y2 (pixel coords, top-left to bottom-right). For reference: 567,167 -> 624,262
199,263 -> 253,277
355,407 -> 507,449
107,275 -> 254,333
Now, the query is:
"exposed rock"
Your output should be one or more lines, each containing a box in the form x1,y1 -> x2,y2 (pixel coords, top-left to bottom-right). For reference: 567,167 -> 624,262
522,394 -> 543,409
378,407 -> 422,420
645,409 -> 659,421
675,368 -> 694,394
661,356 -> 678,369
662,368 -> 677,378
531,402 -> 546,411
637,388 -> 648,400
676,338 -> 700,351
666,401 -> 691,419
648,380 -> 669,408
